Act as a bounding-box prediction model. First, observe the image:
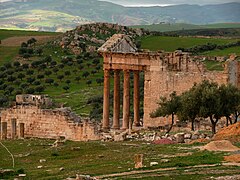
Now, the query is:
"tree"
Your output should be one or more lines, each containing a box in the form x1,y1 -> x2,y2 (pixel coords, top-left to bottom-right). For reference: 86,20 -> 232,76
218,84 -> 240,126
57,75 -> 64,82
17,73 -> 25,80
53,67 -> 59,74
7,75 -> 16,83
91,70 -> 97,75
96,78 -> 104,85
6,86 -> 14,95
27,77 -> 35,84
45,70 -> 52,77
65,71 -> 71,76
13,61 -> 20,68
92,58 -> 100,66
86,80 -> 92,86
75,76 -> 81,83
22,64 -> 29,69
35,85 -> 45,93
178,84 -> 201,131
45,78 -> 54,85
63,86 -> 70,92
151,91 -> 181,133
44,56 -> 52,65
26,69 -> 34,75
25,87 -> 35,94
65,79 -> 71,85
82,71 -> 89,78
35,48 -> 43,56
37,74 -> 44,80
33,80 -> 41,86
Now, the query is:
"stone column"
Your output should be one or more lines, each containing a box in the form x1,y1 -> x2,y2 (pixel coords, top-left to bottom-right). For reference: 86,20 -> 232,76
0,117 -> 1,137
133,71 -> 140,126
102,69 -> 110,130
19,123 -> 25,139
11,119 -> 17,139
122,70 -> 130,129
112,70 -> 120,129
1,122 -> 7,140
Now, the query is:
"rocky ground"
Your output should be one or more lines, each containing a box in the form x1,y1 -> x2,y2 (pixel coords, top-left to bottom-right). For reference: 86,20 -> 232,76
55,22 -> 146,55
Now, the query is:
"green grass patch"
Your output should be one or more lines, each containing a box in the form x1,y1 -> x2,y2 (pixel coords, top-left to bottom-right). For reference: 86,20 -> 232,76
132,23 -> 240,32
0,139 -> 227,179
203,60 -> 224,71
0,46 -> 19,65
202,46 -> 240,56
0,29 -> 60,40
140,36 -> 238,52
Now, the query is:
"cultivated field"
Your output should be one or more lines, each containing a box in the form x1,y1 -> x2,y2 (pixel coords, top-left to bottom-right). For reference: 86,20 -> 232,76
140,36 -> 239,52
132,23 -> 240,32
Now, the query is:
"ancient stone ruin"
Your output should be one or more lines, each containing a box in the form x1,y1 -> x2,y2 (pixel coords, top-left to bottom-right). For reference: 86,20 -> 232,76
0,95 -> 100,141
98,34 -> 240,130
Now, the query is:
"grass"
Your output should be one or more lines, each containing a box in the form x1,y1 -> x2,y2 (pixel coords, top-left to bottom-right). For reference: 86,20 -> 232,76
132,23 -> 240,32
1,139 -> 237,179
0,46 -> 19,66
140,36 -> 240,55
203,60 -> 224,71
202,46 -> 240,56
0,29 -> 60,40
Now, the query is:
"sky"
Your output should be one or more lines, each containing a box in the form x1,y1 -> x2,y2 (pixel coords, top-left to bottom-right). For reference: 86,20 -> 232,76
99,0 -> 237,6
0,0 -> 237,5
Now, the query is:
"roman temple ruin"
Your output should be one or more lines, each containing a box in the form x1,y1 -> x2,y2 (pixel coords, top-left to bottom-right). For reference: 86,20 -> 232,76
98,34 -> 239,129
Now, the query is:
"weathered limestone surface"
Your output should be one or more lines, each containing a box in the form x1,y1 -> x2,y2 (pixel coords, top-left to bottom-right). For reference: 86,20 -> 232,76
99,34 -> 239,129
0,105 -> 100,141
143,58 -> 229,127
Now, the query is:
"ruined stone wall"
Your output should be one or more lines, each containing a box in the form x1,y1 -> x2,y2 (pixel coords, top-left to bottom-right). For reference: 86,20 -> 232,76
0,105 -> 100,141
143,59 -> 228,128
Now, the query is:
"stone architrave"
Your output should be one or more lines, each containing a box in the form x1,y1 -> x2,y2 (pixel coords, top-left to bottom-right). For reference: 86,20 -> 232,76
134,154 -> 143,169
103,69 -> 110,130
122,70 -> 130,129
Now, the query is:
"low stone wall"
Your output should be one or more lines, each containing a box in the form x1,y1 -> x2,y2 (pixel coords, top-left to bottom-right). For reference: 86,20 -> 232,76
0,105 -> 101,141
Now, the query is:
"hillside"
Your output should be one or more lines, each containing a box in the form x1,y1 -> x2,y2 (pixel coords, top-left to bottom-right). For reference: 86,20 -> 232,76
0,0 -> 240,31
132,23 -> 240,32
0,23 -> 144,119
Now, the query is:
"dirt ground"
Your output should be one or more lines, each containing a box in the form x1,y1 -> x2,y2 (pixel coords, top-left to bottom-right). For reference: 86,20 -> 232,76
0,36 -> 56,46
201,140 -> 240,152
214,122 -> 240,142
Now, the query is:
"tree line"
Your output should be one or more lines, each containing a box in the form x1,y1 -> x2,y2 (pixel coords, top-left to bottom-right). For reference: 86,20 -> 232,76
177,41 -> 240,55
151,80 -> 240,135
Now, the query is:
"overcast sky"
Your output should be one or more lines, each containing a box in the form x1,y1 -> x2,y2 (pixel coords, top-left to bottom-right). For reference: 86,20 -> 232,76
0,0 -> 238,5
99,0 -> 238,6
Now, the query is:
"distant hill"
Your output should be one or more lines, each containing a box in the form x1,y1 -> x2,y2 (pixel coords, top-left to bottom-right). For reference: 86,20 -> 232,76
0,0 -> 240,31
131,23 -> 240,32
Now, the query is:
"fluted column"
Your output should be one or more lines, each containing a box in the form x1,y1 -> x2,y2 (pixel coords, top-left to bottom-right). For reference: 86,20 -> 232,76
134,71 -> 140,126
102,69 -> 110,130
112,70 -> 120,129
122,70 -> 130,129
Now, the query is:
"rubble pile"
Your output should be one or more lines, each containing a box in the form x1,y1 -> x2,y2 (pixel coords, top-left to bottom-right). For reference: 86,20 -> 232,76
101,130 -> 212,143
214,122 -> 240,142
56,23 -> 145,54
